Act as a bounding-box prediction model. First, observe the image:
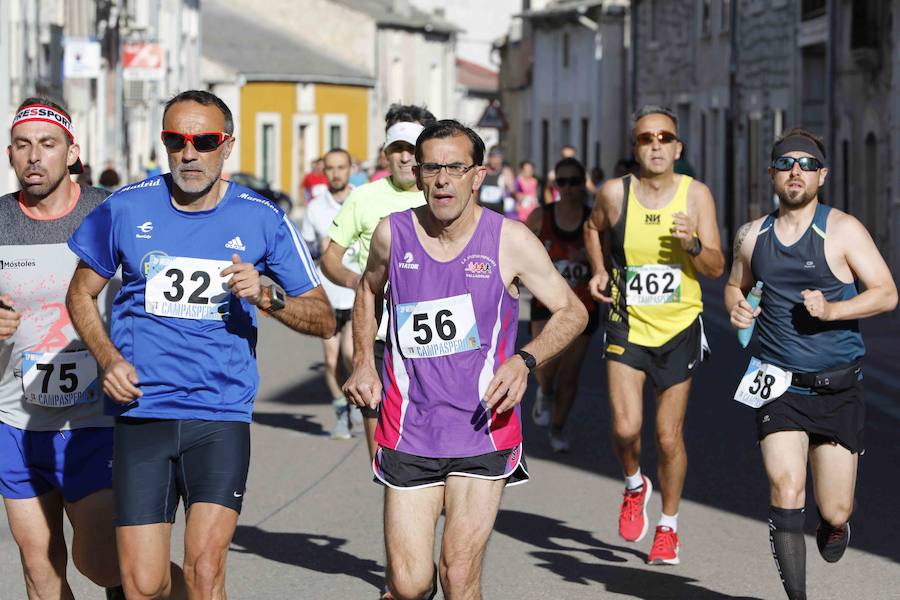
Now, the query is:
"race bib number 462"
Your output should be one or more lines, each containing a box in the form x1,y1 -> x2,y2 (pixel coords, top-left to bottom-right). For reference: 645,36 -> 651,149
625,264 -> 682,305
733,357 -> 791,408
22,350 -> 99,407
145,256 -> 232,321
396,294 -> 481,359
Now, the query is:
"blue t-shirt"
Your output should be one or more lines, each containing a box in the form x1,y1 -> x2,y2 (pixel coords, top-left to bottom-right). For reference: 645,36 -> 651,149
68,175 -> 319,422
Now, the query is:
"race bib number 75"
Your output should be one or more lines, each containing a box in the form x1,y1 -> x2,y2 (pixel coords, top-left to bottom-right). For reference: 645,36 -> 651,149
145,256 -> 232,321
396,293 -> 481,359
22,350 -> 99,407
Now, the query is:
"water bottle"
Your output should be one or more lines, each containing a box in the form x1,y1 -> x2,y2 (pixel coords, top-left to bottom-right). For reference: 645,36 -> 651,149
737,281 -> 764,348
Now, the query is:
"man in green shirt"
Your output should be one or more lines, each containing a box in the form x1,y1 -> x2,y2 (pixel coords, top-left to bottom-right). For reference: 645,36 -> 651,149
322,104 -> 436,460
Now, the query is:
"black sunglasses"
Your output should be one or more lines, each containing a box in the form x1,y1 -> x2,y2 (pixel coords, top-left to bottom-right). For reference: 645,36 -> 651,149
772,156 -> 822,172
556,176 -> 584,188
161,130 -> 230,153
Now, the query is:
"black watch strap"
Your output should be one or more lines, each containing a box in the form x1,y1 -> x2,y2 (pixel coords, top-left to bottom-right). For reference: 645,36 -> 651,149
515,349 -> 537,372
687,236 -> 703,257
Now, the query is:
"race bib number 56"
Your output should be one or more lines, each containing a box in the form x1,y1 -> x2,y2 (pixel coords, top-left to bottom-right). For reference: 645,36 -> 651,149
145,256 -> 232,321
396,294 -> 481,358
625,264 -> 682,305
733,357 -> 791,408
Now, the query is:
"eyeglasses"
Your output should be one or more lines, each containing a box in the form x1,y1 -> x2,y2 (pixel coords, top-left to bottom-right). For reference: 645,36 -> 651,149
772,156 -> 823,172
556,176 -> 584,188
160,130 -> 230,153
418,163 -> 477,178
635,130 -> 679,146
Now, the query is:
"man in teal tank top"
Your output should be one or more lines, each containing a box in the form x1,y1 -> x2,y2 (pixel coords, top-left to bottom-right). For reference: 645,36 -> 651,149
726,128 -> 897,600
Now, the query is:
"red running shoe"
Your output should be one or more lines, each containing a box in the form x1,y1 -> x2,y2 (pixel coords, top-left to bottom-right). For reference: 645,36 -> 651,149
618,475 -> 652,542
647,525 -> 680,565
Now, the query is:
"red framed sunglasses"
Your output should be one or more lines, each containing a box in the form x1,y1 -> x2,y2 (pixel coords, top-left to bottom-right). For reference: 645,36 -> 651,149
160,130 -> 231,152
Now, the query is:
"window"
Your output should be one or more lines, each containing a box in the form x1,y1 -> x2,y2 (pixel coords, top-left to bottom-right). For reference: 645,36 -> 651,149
801,0 -> 826,20
329,125 -> 341,151
851,0 -> 879,49
747,117 -> 760,219
650,0 -> 658,41
541,119 -> 549,177
701,0 -> 711,36
841,139 -> 850,212
562,32 -> 570,68
256,113 -> 281,189
322,114 -> 348,152
721,0 -> 731,32
864,133 -> 879,240
560,118 -> 571,148
580,117 -> 590,163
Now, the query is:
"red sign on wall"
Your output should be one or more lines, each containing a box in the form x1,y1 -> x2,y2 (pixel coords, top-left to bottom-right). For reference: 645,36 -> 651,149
123,43 -> 164,80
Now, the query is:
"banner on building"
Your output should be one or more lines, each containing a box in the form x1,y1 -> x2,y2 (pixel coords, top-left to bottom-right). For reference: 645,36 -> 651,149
64,38 -> 102,79
123,43 -> 165,81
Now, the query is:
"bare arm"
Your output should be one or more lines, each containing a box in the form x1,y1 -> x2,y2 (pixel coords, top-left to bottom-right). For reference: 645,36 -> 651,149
724,221 -> 761,329
524,206 -> 543,236
485,221 -> 588,413
321,241 -> 362,289
66,262 -> 142,403
804,215 -> 898,321
672,181 -> 725,278
261,285 -> 335,338
584,179 -> 619,303
343,219 -> 391,410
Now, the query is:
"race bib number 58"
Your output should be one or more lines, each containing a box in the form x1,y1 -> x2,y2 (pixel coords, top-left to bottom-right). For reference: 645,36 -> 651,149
733,357 -> 791,408
145,256 -> 232,321
625,264 -> 682,305
396,294 -> 481,358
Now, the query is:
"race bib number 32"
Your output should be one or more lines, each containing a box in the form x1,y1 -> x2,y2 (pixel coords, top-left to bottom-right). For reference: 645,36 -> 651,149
145,256 -> 232,321
396,294 -> 481,359
625,264 -> 682,305
22,350 -> 99,407
733,357 -> 791,408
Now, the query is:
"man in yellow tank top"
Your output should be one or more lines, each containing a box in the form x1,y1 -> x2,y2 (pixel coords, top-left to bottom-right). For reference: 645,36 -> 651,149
584,105 -> 725,565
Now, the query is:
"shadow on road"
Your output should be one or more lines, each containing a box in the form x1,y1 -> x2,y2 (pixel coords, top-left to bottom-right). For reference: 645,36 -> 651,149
231,525 -> 384,590
252,411 -> 328,436
495,509 -> 763,600
517,278 -> 900,563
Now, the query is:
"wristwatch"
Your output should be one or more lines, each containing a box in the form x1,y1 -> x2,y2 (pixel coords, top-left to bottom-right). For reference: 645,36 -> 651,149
515,349 -> 536,373
687,236 -> 703,257
264,283 -> 286,313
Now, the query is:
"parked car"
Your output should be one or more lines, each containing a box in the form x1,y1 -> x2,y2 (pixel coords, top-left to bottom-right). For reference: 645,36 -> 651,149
229,172 -> 293,214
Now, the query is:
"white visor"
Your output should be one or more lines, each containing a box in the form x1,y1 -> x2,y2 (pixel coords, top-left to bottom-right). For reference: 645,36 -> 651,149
384,122 -> 424,149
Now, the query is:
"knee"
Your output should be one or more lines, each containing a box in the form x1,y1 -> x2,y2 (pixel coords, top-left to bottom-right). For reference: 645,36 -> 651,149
389,569 -> 434,600
771,477 -> 806,508
612,417 -> 641,444
439,556 -> 478,596
183,550 -> 225,591
121,567 -> 170,600
19,543 -> 67,587
655,427 -> 684,457
819,502 -> 853,527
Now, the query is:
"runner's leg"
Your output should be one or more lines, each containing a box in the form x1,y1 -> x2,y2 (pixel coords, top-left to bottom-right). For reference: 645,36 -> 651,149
65,488 -> 120,586
809,441 -> 857,528
118,523 -> 186,599
550,334 -> 591,431
4,493 -> 73,600
607,361 -> 646,476
183,502 -> 239,600
654,378 -> 691,516
440,477 -> 506,600
384,486 -> 443,600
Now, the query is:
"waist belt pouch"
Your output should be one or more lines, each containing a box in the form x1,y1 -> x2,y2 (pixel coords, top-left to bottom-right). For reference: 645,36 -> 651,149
811,362 -> 861,393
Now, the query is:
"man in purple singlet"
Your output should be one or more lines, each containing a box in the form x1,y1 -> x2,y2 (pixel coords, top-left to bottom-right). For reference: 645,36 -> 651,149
344,120 -> 588,600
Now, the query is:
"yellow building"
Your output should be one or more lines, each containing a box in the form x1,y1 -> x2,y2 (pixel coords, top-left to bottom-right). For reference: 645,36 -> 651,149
202,1 -> 374,200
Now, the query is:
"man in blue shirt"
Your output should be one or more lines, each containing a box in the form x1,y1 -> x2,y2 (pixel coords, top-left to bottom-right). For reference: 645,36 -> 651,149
66,90 -> 334,599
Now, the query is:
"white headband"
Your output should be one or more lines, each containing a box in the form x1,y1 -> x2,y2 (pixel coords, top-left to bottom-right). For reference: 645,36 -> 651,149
384,121 -> 424,149
12,105 -> 75,141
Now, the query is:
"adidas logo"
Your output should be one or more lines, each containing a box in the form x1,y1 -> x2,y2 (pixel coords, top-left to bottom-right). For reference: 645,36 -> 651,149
225,236 -> 246,251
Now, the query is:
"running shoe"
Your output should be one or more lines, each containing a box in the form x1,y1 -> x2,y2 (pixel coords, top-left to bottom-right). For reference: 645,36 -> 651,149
816,520 -> 850,563
330,405 -> 352,440
549,429 -> 570,453
647,525 -> 680,565
618,475 -> 652,542
531,389 -> 552,426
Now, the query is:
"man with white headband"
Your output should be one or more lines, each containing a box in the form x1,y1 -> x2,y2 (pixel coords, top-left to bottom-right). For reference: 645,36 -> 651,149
726,128 -> 896,599
323,104 -> 437,462
1,97 -> 124,598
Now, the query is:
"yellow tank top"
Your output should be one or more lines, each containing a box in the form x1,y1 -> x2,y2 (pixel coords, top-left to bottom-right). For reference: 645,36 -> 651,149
608,175 -> 703,347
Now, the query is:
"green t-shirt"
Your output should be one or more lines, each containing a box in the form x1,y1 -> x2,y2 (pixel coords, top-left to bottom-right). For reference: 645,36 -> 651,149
328,177 -> 425,269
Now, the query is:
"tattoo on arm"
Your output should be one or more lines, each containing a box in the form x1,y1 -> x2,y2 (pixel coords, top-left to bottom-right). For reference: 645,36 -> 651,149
732,223 -> 751,263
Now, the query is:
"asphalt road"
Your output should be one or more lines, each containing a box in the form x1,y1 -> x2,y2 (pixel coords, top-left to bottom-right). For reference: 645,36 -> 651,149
1,281 -> 897,599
